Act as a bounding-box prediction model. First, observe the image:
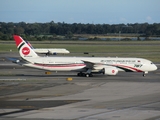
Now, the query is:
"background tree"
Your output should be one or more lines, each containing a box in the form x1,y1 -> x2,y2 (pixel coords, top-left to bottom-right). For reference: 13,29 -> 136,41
0,21 -> 160,40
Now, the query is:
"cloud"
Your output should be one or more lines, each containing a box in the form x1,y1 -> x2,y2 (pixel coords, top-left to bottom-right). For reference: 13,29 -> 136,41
146,16 -> 152,21
120,17 -> 128,23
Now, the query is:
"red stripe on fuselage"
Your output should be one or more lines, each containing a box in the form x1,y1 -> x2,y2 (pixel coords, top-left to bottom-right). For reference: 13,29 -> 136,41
34,63 -> 86,68
113,64 -> 143,72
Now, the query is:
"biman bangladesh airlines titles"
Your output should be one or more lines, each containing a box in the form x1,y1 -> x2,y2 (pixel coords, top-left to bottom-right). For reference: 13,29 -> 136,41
12,35 -> 157,77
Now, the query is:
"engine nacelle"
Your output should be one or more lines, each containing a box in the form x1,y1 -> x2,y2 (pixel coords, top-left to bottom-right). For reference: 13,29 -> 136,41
103,67 -> 118,75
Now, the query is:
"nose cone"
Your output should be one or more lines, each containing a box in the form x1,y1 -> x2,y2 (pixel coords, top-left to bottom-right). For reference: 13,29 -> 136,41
66,50 -> 70,53
152,64 -> 158,71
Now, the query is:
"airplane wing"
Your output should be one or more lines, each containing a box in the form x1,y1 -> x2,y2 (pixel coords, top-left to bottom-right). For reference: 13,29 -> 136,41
7,57 -> 25,65
82,60 -> 94,69
82,60 -> 104,70
82,60 -> 119,76
7,57 -> 20,63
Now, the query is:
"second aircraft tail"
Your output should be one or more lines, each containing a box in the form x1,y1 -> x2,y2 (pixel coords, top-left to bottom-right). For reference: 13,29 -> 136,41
26,41 -> 34,49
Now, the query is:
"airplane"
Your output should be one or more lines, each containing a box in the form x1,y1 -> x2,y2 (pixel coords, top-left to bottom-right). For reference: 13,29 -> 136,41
11,35 -> 157,77
26,41 -> 70,55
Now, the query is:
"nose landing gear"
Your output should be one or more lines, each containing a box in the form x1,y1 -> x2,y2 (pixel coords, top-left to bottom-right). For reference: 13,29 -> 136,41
143,71 -> 148,77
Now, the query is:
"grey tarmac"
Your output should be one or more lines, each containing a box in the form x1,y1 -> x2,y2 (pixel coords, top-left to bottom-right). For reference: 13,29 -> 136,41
0,55 -> 160,120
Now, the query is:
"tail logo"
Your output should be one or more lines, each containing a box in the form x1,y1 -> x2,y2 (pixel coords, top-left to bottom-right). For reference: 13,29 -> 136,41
22,47 -> 30,55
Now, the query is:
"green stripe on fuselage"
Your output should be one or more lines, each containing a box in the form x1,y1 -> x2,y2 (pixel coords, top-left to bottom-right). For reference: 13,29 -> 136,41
18,42 -> 25,51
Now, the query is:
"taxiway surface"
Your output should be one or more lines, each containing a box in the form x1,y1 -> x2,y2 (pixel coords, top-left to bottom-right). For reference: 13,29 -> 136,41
0,55 -> 160,120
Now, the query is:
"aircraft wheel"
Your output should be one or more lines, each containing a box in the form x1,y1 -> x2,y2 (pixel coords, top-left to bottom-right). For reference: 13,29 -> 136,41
89,74 -> 93,77
143,71 -> 148,77
78,72 -> 93,77
77,73 -> 80,76
86,74 -> 90,77
77,72 -> 85,77
85,73 -> 93,77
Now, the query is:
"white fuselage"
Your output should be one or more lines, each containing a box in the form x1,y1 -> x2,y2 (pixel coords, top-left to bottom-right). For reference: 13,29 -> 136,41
13,35 -> 158,76
23,56 -> 157,73
33,48 -> 70,54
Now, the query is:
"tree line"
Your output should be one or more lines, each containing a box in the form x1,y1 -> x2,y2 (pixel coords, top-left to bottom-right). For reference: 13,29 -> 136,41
0,21 -> 160,40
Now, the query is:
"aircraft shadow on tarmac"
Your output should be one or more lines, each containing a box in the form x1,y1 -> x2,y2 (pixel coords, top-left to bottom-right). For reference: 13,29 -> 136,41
13,71 -> 160,83
0,100 -> 87,117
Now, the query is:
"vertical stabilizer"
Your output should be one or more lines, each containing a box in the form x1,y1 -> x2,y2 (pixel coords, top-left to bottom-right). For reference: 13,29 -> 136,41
13,35 -> 38,59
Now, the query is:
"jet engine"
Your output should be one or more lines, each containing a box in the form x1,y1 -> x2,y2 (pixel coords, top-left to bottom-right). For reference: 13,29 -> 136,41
103,67 -> 118,75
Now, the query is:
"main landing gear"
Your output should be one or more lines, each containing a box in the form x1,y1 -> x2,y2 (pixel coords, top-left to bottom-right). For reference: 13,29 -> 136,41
77,72 -> 93,77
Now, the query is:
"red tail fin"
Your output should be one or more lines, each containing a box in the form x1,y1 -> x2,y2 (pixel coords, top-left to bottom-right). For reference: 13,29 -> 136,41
13,35 -> 38,58
13,35 -> 23,47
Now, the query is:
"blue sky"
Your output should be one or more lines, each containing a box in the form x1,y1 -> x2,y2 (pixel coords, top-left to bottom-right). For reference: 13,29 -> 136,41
0,0 -> 159,24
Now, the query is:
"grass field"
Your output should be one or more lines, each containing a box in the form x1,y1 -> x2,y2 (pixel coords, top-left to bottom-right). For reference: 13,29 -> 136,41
0,40 -> 160,63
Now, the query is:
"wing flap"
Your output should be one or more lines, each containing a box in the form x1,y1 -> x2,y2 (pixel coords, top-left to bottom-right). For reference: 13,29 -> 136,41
82,60 -> 104,70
